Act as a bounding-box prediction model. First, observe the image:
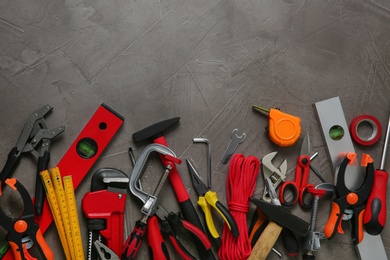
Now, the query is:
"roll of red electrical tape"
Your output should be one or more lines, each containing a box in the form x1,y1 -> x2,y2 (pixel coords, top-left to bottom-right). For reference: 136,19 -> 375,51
350,115 -> 382,146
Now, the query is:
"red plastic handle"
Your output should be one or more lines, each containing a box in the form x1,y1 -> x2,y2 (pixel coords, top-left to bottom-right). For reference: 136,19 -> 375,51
364,169 -> 388,235
279,181 -> 299,207
122,220 -> 147,260
147,216 -> 169,260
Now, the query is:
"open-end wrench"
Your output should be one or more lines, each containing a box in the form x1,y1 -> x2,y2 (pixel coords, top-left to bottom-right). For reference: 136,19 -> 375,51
221,129 -> 246,164
261,152 -> 287,203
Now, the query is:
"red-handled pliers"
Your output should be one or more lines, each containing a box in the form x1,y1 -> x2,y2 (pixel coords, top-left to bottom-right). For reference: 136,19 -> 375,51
0,178 -> 54,260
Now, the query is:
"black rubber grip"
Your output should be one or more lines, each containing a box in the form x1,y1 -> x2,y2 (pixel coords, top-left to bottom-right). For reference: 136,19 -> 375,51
122,220 -> 147,260
180,199 -> 215,260
281,228 -> 299,256
215,201 -> 239,237
0,147 -> 20,183
35,150 -> 50,216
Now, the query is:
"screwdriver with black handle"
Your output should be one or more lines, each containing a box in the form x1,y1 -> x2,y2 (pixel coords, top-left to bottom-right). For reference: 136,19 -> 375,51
363,113 -> 390,235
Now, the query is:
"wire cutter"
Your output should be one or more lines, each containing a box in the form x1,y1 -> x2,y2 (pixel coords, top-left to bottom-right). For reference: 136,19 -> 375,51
279,133 -> 315,209
0,105 -> 64,215
186,158 -> 239,243
0,178 -> 54,260
324,153 -> 374,244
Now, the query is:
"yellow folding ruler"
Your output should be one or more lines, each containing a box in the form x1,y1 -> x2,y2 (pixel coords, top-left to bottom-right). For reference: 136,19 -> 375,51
40,167 -> 85,260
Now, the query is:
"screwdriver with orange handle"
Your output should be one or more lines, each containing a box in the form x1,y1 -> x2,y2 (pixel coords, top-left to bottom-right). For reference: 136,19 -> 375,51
252,105 -> 301,147
364,113 -> 390,235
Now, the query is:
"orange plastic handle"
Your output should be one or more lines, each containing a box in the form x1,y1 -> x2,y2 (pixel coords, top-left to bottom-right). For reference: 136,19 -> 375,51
35,228 -> 54,260
8,228 -> 53,260
356,209 -> 365,244
324,202 -> 341,239
268,109 -> 301,147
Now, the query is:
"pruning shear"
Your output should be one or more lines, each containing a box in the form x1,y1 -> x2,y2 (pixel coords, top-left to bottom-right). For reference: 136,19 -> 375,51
186,158 -> 239,243
0,178 -> 54,260
0,105 -> 64,215
279,133 -> 315,209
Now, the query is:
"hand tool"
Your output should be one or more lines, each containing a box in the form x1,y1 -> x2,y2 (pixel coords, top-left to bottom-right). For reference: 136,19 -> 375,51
193,137 -> 212,188
314,97 -> 386,260
187,158 -> 239,241
40,169 -> 72,259
2,103 -> 124,260
0,104 -> 64,216
123,144 -> 182,259
279,133 -> 315,209
324,153 -> 374,244
132,117 -> 215,260
249,152 -> 287,247
82,168 -> 129,260
220,129 -> 246,164
125,144 -> 211,260
302,183 -> 336,260
63,175 -> 84,259
349,115 -> 382,146
249,181 -> 309,260
94,240 -> 120,260
260,151 -> 287,203
364,113 -> 389,235
252,104 -> 301,147
41,168 -> 85,259
153,204 -> 211,260
250,178 -> 299,257
250,152 -> 299,256
0,178 -> 54,260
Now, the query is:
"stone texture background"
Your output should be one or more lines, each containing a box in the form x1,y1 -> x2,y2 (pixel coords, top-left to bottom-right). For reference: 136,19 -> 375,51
0,0 -> 389,259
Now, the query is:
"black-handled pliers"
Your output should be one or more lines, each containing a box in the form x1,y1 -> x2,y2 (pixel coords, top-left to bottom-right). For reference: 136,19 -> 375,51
0,105 -> 64,215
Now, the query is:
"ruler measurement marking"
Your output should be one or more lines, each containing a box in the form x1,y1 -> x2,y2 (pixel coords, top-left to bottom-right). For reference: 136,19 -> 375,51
64,175 -> 85,259
40,170 -> 72,260
50,167 -> 76,260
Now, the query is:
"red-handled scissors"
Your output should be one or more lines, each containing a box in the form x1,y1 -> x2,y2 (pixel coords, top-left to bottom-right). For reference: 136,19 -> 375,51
279,134 -> 315,209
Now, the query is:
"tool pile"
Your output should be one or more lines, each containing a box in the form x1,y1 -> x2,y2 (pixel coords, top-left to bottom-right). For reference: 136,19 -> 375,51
0,96 -> 388,260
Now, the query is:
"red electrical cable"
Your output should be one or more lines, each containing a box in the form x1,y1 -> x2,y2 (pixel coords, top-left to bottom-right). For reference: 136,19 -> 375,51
218,154 -> 260,260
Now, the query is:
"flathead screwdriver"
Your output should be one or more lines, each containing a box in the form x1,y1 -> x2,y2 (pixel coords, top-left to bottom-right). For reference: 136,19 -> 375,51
364,113 -> 390,235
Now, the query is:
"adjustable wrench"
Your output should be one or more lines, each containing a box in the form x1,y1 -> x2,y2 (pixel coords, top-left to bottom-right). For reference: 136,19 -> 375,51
82,168 -> 129,260
261,152 -> 287,202
221,129 -> 246,164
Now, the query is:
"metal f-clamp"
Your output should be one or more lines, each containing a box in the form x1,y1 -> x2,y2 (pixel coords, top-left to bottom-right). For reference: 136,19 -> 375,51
129,144 -> 181,216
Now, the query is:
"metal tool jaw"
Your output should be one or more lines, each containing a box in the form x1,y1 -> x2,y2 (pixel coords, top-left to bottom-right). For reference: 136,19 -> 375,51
82,168 -> 129,260
129,144 -> 181,217
261,152 -> 287,202
94,240 -> 120,260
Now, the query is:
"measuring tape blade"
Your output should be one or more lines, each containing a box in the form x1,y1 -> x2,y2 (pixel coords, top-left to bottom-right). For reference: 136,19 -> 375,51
40,170 -> 72,260
63,175 -> 85,259
50,167 -> 76,260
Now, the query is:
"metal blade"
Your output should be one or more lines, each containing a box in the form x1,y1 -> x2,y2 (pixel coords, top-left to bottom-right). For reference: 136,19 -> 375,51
300,133 -> 311,156
186,159 -> 208,196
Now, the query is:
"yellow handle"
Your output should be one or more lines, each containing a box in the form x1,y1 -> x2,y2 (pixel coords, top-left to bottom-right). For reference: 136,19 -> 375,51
204,191 -> 232,230
248,221 -> 283,260
198,196 -> 219,239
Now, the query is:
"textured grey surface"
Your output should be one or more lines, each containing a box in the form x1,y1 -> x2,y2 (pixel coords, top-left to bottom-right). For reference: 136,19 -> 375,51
0,0 -> 390,259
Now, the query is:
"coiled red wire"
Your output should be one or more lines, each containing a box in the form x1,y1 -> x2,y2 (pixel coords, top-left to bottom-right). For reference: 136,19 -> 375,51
218,154 -> 260,260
